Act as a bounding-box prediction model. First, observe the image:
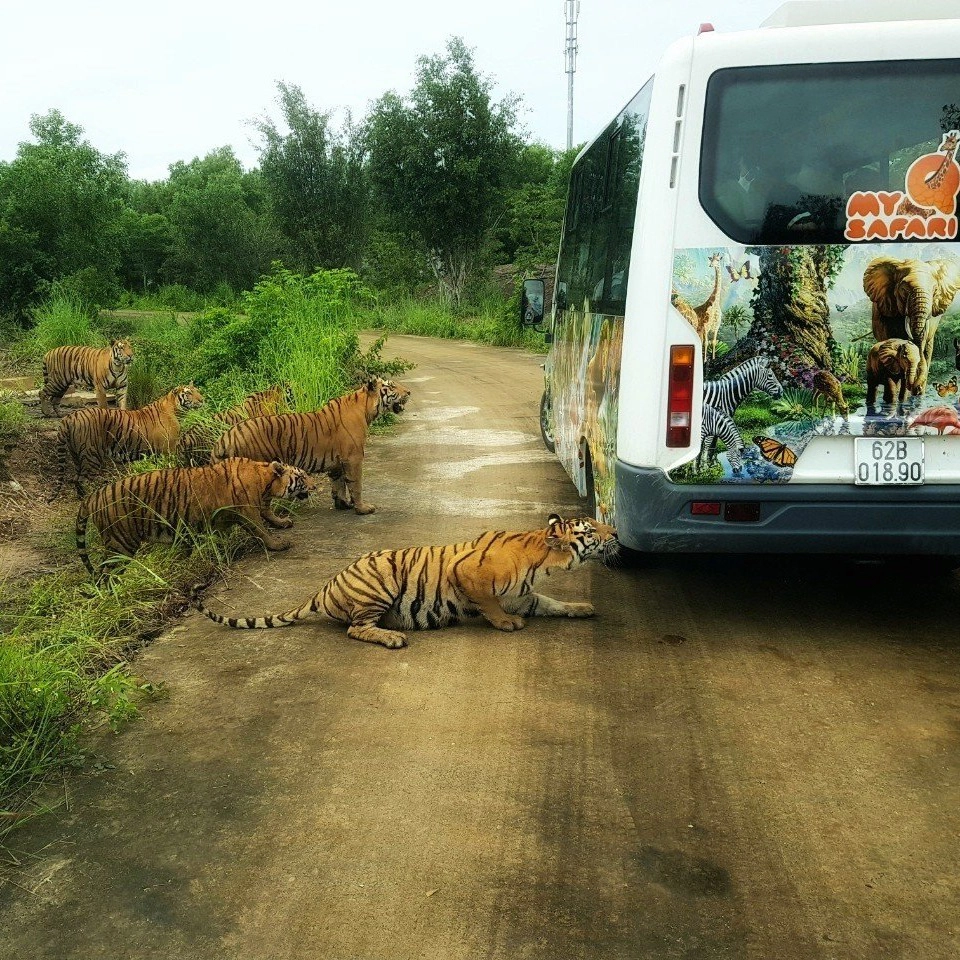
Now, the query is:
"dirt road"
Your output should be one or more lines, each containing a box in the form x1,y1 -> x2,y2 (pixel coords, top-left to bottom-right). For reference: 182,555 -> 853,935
2,334 -> 959,960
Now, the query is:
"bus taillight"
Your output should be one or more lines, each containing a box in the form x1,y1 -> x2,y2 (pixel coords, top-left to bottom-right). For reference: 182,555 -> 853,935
666,345 -> 696,447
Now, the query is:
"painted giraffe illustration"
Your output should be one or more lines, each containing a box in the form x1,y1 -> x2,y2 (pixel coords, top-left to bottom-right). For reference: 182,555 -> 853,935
673,253 -> 725,359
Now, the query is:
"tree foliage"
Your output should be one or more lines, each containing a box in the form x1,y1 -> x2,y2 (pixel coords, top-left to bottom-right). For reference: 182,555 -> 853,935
495,143 -> 578,269
0,110 -> 127,317
0,43 -> 577,321
365,37 -> 523,303
162,148 -> 279,292
253,83 -> 369,273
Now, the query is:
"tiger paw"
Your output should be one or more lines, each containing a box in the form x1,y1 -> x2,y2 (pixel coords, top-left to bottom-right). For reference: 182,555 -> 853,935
332,496 -> 353,510
492,615 -> 525,632
565,602 -> 595,618
378,630 -> 408,649
354,503 -> 376,515
265,537 -> 293,551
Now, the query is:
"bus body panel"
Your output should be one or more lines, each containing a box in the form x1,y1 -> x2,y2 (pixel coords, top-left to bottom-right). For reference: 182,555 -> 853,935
548,8 -> 960,553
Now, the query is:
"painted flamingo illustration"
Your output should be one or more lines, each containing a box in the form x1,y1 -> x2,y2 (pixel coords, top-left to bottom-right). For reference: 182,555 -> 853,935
908,405 -> 960,434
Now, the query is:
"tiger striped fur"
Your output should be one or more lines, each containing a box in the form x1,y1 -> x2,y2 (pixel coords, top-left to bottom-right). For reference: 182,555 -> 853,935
56,384 -> 205,497
192,513 -> 619,649
177,383 -> 295,466
40,339 -> 134,417
76,457 -> 316,575
209,377 -> 410,515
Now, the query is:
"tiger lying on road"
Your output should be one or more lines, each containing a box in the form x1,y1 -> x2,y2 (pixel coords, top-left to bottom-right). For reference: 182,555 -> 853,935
40,339 -> 134,417
192,514 -> 618,649
209,377 -> 410,515
56,384 -> 205,496
77,457 -> 316,575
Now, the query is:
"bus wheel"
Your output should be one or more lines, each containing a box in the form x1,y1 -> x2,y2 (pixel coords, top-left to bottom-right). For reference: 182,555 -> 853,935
539,390 -> 556,453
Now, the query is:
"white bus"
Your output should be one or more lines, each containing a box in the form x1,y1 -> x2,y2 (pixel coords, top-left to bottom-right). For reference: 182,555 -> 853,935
523,0 -> 960,556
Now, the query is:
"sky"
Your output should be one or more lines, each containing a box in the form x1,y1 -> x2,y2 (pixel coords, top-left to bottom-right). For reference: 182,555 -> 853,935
1,0 -> 788,182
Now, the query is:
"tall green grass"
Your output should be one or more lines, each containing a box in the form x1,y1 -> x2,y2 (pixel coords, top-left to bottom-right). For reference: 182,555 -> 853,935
26,293 -> 99,355
366,295 -> 546,350
0,525 -> 252,833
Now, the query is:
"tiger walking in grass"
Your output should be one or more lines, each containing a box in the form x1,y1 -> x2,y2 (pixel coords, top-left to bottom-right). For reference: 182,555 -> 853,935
177,383 -> 296,466
76,457 -> 316,575
209,377 -> 410,515
40,340 -> 134,417
56,384 -> 204,496
192,514 -> 619,649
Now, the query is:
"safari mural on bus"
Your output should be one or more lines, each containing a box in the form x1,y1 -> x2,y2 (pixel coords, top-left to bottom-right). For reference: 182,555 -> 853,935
669,236 -> 960,484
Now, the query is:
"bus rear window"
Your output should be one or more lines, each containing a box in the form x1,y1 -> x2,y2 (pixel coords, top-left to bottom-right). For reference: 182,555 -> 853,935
700,59 -> 960,245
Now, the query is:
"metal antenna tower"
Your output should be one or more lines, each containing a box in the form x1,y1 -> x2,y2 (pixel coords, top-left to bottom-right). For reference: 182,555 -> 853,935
565,1 -> 580,150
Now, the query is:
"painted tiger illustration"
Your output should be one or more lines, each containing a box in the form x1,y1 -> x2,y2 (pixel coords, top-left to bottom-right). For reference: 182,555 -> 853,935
192,513 -> 619,649
40,340 -> 135,417
56,384 -> 205,496
177,383 -> 296,466
76,457 -> 316,575
209,377 -> 411,515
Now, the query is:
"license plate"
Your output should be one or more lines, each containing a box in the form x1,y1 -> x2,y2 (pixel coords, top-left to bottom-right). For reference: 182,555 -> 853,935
854,437 -> 924,485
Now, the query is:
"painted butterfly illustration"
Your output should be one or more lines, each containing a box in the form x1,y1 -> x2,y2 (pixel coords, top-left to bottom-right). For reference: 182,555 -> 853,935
834,304 -> 848,312
726,259 -> 753,282
753,436 -> 798,468
934,376 -> 958,397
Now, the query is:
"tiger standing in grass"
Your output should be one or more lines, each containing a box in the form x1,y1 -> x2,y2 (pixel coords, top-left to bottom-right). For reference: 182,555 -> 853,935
76,457 -> 316,575
40,339 -> 134,417
209,377 -> 410,515
56,384 -> 204,496
193,513 -> 619,649
177,383 -> 296,466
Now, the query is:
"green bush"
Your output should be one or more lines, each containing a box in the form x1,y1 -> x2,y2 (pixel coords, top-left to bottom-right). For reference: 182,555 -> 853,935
27,293 -> 99,356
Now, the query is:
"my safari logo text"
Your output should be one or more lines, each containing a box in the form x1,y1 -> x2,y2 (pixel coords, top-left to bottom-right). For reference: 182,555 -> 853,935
845,131 -> 960,242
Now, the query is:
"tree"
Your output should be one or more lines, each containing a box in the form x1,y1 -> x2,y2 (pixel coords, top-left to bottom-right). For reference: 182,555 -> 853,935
365,37 -> 523,304
253,83 -> 369,273
495,144 -> 579,269
0,110 -> 127,316
162,148 -> 280,291
729,245 -> 848,378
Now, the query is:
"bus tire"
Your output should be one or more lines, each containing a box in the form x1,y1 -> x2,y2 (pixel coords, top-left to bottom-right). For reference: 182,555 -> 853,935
539,390 -> 556,453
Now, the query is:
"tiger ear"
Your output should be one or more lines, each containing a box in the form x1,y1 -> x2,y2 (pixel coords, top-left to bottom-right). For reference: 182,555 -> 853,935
269,460 -> 284,476
367,377 -> 378,392
547,513 -> 563,526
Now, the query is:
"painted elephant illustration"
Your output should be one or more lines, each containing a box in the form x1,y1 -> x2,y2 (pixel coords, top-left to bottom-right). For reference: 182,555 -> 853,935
863,256 -> 960,392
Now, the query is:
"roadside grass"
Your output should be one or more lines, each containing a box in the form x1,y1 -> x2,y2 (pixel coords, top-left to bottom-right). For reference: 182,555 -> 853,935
0,396 -> 27,480
0,523 -> 255,838
0,266 -> 418,838
366,295 -> 546,351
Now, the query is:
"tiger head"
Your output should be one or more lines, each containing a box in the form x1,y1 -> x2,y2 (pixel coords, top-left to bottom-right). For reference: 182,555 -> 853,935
111,339 -> 134,367
267,461 -> 317,502
545,513 -> 619,566
173,384 -> 205,412
368,377 -> 411,415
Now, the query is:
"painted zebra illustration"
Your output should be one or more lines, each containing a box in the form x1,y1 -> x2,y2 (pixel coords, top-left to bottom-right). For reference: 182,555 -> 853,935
703,355 -> 784,416
698,403 -> 744,474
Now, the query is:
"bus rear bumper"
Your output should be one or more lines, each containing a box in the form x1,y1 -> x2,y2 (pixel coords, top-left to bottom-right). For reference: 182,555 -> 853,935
614,461 -> 960,555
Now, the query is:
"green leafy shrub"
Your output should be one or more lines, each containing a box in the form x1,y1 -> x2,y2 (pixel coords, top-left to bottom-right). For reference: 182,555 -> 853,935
27,293 -> 99,355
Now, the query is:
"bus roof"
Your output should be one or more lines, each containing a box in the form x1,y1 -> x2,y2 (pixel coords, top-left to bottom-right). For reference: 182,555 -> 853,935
762,0 -> 960,28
